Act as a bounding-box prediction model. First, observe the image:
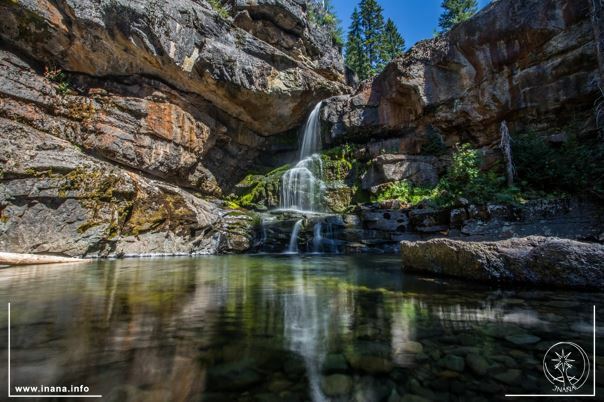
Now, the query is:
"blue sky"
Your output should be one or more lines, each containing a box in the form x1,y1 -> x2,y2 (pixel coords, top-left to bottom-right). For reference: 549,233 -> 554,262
330,0 -> 491,47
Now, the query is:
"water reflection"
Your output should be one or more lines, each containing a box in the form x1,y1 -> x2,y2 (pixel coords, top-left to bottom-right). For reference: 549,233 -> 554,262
0,256 -> 601,401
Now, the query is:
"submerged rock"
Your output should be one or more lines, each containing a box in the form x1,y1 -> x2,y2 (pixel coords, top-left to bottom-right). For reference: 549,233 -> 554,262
400,236 -> 604,289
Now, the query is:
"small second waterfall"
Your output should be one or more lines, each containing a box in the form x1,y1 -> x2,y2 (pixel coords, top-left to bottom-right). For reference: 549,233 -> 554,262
287,219 -> 303,254
280,102 -> 325,212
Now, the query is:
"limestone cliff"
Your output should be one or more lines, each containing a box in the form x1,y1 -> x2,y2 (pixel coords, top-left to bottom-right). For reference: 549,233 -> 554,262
322,0 -> 602,178
0,0 -> 347,256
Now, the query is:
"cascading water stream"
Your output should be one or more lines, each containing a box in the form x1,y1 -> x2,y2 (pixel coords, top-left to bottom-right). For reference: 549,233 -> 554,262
312,223 -> 323,253
280,102 -> 325,212
287,220 -> 303,254
277,101 -> 337,254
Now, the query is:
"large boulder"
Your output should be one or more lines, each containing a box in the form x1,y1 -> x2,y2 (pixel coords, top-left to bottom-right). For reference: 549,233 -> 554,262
322,0 -> 600,150
400,237 -> 604,289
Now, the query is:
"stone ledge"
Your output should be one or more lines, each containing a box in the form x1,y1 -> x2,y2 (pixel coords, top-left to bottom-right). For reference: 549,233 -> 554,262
400,236 -> 604,290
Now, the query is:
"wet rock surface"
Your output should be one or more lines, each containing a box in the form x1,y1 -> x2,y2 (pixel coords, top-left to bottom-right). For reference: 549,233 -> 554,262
255,198 -> 604,255
401,236 -> 604,289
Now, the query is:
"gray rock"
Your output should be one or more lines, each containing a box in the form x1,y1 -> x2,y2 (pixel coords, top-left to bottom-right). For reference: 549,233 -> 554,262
322,0 -> 599,157
401,237 -> 604,289
362,154 -> 441,189
505,334 -> 541,346
493,369 -> 522,385
320,374 -> 353,397
466,354 -> 489,376
438,354 -> 465,372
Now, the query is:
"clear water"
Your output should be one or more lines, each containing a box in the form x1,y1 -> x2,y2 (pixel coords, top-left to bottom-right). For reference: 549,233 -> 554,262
0,256 -> 602,401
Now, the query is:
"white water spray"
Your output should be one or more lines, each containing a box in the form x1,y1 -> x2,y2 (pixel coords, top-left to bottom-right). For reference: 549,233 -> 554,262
280,102 -> 325,212
287,220 -> 304,254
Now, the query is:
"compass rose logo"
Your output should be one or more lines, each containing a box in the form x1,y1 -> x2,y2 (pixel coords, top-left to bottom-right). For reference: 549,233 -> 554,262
543,342 -> 590,393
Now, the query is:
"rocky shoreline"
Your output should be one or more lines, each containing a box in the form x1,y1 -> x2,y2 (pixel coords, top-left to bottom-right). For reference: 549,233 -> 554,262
401,236 -> 604,290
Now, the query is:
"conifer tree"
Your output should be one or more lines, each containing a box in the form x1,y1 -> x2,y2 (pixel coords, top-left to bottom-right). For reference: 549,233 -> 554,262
345,0 -> 406,80
381,18 -> 405,66
359,0 -> 386,75
345,8 -> 370,80
438,0 -> 478,32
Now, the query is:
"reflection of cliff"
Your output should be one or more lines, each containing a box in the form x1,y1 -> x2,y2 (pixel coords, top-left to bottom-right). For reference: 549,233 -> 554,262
1,256 -> 589,401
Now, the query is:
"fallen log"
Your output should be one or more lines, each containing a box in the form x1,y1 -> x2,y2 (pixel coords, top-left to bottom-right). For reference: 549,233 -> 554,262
0,252 -> 88,266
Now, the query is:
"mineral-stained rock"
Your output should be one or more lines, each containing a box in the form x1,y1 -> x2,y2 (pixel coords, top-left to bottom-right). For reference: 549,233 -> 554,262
0,0 -> 347,136
322,0 -> 600,154
0,0 -> 349,256
400,236 -> 604,289
362,154 -> 442,189
0,117 -> 223,257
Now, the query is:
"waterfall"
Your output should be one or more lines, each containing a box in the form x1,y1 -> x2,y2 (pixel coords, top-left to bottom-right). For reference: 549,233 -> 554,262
299,102 -> 323,159
280,102 -> 325,212
287,219 -> 303,254
312,223 -> 323,253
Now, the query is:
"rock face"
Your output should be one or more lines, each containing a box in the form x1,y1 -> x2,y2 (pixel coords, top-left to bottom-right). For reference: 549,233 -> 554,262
361,155 -> 443,191
0,0 -> 347,194
0,0 -> 347,257
401,237 -> 604,289
322,0 -> 601,152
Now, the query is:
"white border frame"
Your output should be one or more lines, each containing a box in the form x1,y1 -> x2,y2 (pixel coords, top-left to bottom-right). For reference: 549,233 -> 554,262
7,303 -> 103,398
505,305 -> 597,398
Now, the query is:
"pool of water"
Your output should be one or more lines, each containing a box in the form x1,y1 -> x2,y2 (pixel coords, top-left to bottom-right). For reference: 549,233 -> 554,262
0,255 -> 602,401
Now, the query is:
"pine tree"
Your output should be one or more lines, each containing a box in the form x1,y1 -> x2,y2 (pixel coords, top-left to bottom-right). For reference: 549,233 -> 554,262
345,7 -> 371,80
359,0 -> 386,76
438,0 -> 478,32
381,18 -> 405,66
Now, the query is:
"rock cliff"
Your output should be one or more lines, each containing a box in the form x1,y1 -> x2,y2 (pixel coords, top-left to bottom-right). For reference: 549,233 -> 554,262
0,0 -> 347,256
322,0 -> 602,176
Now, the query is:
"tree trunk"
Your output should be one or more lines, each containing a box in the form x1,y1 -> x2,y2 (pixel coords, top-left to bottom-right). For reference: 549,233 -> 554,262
0,252 -> 88,266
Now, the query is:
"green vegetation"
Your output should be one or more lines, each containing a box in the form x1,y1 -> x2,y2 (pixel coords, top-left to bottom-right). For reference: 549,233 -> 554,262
382,19 -> 405,65
374,144 -> 520,206
438,0 -> 478,32
345,0 -> 406,80
345,8 -> 370,80
44,66 -> 71,96
208,0 -> 230,19
229,164 -> 291,209
512,132 -> 604,199
421,131 -> 447,156
373,181 -> 439,205
308,0 -> 344,47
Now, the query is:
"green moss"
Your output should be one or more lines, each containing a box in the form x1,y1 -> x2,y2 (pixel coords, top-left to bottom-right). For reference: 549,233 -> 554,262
207,0 -> 230,19
373,144 -> 522,207
8,3 -> 51,43
232,164 -> 290,209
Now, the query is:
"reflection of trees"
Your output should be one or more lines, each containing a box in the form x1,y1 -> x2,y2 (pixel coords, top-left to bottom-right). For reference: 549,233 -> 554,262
0,256 -> 576,402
